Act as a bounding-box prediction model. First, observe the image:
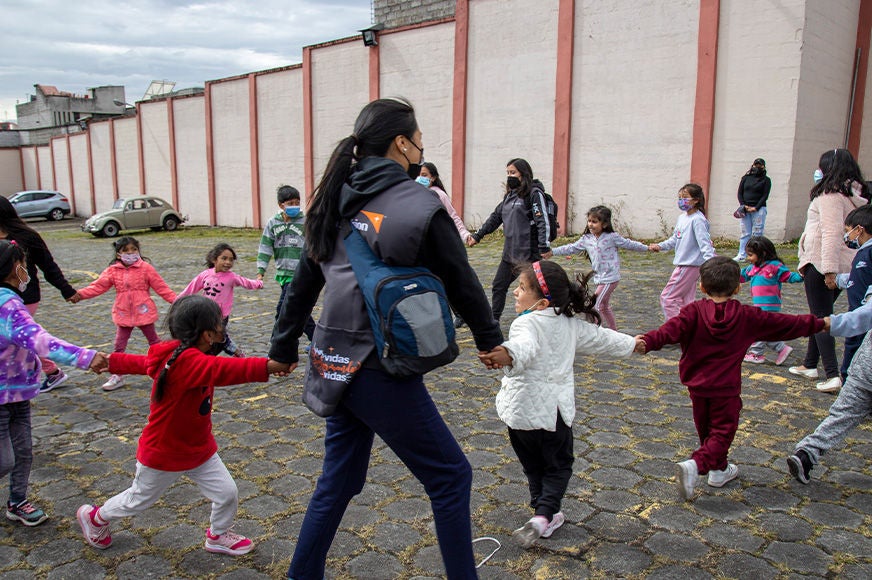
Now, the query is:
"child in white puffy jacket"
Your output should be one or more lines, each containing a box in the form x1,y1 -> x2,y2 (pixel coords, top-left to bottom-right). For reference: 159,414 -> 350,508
479,260 -> 641,548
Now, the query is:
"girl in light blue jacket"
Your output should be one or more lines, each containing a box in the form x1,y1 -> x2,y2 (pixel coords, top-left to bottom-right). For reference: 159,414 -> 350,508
0,240 -> 106,526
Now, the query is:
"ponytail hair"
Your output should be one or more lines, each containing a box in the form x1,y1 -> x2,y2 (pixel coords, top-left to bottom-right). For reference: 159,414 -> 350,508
153,295 -> 223,402
522,260 -> 601,323
306,97 -> 419,262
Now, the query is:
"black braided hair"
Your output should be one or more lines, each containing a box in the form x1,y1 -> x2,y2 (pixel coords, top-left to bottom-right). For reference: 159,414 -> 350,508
153,295 -> 223,402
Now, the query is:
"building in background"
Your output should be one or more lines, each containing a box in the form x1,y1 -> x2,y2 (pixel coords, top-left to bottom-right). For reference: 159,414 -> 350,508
15,84 -> 126,145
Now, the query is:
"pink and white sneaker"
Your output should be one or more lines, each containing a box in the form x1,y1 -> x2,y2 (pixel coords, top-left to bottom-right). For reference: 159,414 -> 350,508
77,504 -> 112,549
540,512 -> 565,538
204,527 -> 254,556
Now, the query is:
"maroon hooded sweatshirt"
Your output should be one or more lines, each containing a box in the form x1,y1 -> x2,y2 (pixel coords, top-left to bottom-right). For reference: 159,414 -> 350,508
642,299 -> 824,398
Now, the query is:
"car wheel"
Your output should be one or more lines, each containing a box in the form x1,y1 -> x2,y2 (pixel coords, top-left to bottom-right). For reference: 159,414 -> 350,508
163,216 -> 179,231
101,222 -> 120,237
48,208 -> 65,221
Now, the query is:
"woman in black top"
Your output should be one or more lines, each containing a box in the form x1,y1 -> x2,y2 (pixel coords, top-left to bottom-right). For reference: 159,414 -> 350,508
0,196 -> 77,392
734,158 -> 771,261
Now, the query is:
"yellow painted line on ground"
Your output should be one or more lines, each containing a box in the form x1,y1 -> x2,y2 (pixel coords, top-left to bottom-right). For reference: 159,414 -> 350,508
638,503 -> 660,519
68,269 -> 100,280
243,394 -> 269,402
747,372 -> 788,384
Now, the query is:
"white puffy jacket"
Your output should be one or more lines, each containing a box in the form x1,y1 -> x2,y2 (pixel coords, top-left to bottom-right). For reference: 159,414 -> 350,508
496,309 -> 636,431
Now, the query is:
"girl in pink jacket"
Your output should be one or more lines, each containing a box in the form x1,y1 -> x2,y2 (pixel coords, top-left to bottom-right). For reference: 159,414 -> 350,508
71,237 -> 177,391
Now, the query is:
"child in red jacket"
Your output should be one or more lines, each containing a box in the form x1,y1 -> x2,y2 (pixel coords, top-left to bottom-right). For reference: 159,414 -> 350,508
76,296 -> 287,556
636,257 -> 826,500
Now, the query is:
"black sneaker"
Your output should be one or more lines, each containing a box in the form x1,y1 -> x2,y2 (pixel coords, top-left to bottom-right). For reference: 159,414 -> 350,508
787,449 -> 813,484
6,500 -> 48,526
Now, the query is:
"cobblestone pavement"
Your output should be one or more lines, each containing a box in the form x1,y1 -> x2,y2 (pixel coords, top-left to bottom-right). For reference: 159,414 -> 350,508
2,222 -> 870,579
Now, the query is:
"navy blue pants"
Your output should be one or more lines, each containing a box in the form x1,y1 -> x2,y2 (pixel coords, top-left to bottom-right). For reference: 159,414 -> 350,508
0,401 -> 33,505
287,368 -> 476,579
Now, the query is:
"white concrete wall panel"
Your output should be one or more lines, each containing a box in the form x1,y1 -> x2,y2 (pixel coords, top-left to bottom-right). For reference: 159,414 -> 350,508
0,150 -> 22,196
380,23 -> 456,207
89,122 -> 116,212
311,42 -> 369,183
465,0 -> 558,228
37,147 -> 52,190
569,0 -> 698,238
173,97 -> 209,225
113,118 -> 140,197
21,148 -> 37,190
69,134 -> 92,215
257,69 -> 305,224
52,139 -> 72,203
710,0 -> 808,242
211,79 -> 253,227
789,1 -> 860,239
140,101 -> 172,199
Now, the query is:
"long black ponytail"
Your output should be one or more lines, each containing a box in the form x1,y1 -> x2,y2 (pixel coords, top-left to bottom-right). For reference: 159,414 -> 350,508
153,295 -> 223,402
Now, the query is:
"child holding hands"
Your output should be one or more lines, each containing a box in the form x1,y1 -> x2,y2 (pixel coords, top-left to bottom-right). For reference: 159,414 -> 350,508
0,240 -> 108,526
636,257 -> 826,500
479,260 -> 638,547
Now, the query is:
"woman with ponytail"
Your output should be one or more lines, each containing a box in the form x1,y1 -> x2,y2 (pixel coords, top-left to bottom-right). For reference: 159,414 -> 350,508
77,296 -> 287,558
479,260 -> 640,548
269,97 -> 502,579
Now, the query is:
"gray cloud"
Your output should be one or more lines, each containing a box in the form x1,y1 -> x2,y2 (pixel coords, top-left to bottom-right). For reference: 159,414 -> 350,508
0,0 -> 372,120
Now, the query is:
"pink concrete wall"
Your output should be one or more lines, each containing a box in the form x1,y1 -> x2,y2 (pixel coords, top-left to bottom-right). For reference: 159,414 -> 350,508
173,96 -> 209,225
140,100 -> 172,199
37,147 -> 52,190
51,139 -> 71,201
69,134 -> 92,215
20,148 -> 38,190
113,117 -> 139,197
211,78 -> 253,227
89,122 -> 116,212
0,150 -> 22,195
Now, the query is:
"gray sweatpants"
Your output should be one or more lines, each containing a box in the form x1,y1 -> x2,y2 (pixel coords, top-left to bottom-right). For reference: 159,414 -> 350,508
795,332 -> 872,464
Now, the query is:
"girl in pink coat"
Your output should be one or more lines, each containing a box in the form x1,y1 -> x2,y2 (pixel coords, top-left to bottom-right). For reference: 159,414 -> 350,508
70,237 -> 177,391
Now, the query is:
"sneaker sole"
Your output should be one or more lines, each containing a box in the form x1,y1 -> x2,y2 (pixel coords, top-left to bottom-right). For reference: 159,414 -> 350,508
788,368 -> 819,379
102,382 -> 125,392
787,455 -> 810,484
204,541 -> 254,556
815,384 -> 841,393
76,505 -> 111,548
675,463 -> 695,500
511,523 -> 540,549
707,470 -> 738,488
6,510 -> 48,527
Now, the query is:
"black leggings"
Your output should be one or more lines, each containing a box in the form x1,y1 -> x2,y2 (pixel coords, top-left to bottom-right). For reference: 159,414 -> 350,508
802,265 -> 841,379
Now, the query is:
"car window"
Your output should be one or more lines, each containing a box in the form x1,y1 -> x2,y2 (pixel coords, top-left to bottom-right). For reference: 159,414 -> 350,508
132,200 -> 148,210
35,192 -> 52,200
113,200 -> 125,209
16,194 -> 33,202
147,199 -> 162,208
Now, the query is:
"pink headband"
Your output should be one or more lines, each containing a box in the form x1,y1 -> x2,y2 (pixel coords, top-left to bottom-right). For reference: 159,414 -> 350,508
531,261 -> 551,302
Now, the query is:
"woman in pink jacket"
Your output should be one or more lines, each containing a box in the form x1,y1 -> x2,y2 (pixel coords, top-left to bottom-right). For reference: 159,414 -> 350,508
70,237 -> 177,391
790,149 -> 869,393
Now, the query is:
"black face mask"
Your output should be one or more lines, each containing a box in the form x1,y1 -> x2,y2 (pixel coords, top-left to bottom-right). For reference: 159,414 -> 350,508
506,176 -> 521,190
207,336 -> 226,356
407,163 -> 422,180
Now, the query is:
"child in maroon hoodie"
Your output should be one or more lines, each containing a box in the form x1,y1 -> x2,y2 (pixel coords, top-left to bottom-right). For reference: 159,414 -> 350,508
636,257 -> 827,500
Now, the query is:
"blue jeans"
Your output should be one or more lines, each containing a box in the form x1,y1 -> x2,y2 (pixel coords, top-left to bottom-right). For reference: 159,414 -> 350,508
737,206 -> 767,258
0,401 -> 33,505
286,368 -> 476,579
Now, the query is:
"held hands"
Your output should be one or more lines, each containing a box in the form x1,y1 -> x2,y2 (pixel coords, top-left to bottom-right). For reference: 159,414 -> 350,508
466,236 -> 477,247
478,346 -> 512,369
824,272 -> 837,290
67,292 -> 82,304
822,317 -> 831,333
89,352 -> 110,373
648,244 -> 661,252
256,273 -> 264,281
267,359 -> 295,376
633,336 -> 647,354
541,250 -> 553,260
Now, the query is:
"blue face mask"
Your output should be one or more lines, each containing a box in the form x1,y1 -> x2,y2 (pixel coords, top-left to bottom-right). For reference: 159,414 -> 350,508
844,226 -> 862,250
678,198 -> 694,212
284,206 -> 301,218
813,169 -> 823,184
415,176 -> 431,187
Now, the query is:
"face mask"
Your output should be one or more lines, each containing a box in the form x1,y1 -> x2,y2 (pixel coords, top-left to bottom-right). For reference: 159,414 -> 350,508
207,332 -> 227,356
506,176 -> 521,190
678,198 -> 694,212
284,206 -> 301,218
814,169 -> 823,184
119,252 -> 140,266
844,227 -> 862,250
415,176 -> 431,187
517,299 -> 544,317
15,265 -> 29,293
402,140 -> 424,180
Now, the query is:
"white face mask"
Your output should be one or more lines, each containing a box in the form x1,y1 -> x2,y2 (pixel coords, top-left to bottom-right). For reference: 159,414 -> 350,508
814,168 -> 823,184
16,264 -> 29,293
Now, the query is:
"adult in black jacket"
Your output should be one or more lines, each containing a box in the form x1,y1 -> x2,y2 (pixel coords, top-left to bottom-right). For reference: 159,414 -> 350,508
0,196 -> 76,391
471,158 -> 551,322
734,158 -> 771,261
268,98 -> 502,580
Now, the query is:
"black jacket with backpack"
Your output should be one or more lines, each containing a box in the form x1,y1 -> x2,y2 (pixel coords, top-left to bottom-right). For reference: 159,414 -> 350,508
474,180 -> 551,262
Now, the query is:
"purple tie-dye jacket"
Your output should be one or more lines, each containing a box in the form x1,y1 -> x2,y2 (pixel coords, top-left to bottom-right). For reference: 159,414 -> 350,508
0,288 -> 96,404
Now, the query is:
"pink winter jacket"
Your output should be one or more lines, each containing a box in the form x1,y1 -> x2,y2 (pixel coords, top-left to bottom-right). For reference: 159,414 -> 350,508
798,186 -> 866,276
77,260 -> 177,327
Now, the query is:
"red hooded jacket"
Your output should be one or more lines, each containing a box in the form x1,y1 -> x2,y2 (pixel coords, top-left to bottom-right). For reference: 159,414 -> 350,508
109,340 -> 269,471
642,299 -> 824,397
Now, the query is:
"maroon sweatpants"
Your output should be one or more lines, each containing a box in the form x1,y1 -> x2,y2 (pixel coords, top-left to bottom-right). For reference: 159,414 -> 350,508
688,393 -> 743,474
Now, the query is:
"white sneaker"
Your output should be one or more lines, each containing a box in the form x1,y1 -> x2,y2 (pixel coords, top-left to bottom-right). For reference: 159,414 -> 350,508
815,376 -> 842,393
676,459 -> 698,500
512,515 -> 547,548
101,374 -> 125,392
707,463 -> 738,488
540,512 -> 565,538
788,366 -> 819,379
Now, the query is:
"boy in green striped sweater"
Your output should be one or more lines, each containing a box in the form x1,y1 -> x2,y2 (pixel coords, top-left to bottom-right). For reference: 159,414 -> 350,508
256,185 -> 315,341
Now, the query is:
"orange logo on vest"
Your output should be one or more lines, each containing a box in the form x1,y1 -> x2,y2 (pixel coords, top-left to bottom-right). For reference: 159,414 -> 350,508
361,211 -> 385,233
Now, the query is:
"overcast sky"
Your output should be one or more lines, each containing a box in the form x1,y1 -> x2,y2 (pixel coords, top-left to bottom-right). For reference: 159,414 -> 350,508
0,0 -> 374,122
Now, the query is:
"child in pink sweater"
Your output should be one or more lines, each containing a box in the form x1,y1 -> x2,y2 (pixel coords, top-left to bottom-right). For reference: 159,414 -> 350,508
179,243 -> 263,357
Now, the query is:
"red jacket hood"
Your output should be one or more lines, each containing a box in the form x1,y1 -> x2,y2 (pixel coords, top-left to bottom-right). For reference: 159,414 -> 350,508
143,339 -> 185,379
